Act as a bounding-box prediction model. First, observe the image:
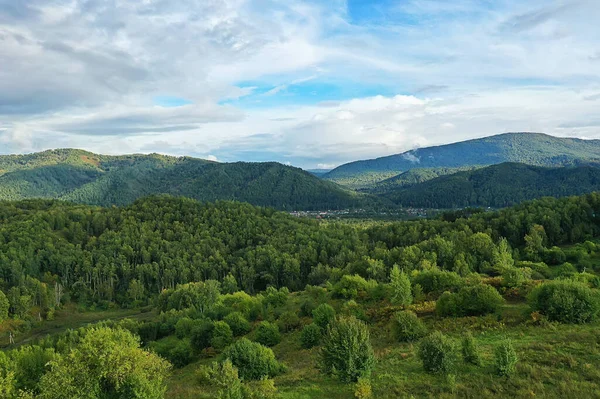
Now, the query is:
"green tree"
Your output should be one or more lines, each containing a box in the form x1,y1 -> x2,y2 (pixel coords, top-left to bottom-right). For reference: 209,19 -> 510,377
390,265 -> 412,306
312,304 -> 336,331
392,311 -> 427,342
211,321 -> 234,351
528,280 -> 600,323
254,322 -> 281,347
418,331 -> 458,374
494,340 -> 518,376
320,316 -> 375,382
0,290 -> 9,322
461,332 -> 481,366
300,324 -> 321,349
221,338 -> 282,381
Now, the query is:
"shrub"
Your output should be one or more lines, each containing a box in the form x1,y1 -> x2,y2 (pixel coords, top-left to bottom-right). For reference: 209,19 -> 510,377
175,317 -> 197,339
436,285 -> 504,317
263,287 -> 288,308
243,378 -> 277,399
211,321 -> 234,351
412,269 -> 464,294
224,312 -> 252,337
333,275 -> 376,299
312,304 -> 336,330
528,280 -> 600,323
190,320 -> 214,353
300,299 -> 317,317
392,311 -> 427,342
320,316 -> 375,382
300,323 -> 321,349
461,332 -> 481,366
277,311 -> 301,333
502,267 -> 531,288
222,338 -> 282,380
418,331 -> 458,374
354,376 -> 372,399
494,340 -> 518,376
390,266 -> 412,306
169,340 -> 194,368
200,359 -> 243,399
342,300 -> 367,321
254,322 -> 281,347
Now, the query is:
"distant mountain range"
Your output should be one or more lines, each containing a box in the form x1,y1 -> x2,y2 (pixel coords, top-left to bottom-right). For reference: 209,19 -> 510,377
323,133 -> 600,188
0,149 -> 367,210
382,162 -> 600,208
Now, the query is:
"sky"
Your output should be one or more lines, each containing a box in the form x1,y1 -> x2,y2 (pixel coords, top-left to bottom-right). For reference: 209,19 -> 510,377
1,0 -> 599,169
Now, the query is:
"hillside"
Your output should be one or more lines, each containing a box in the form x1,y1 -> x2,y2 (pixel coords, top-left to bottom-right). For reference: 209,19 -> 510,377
384,162 -> 600,208
0,149 -> 366,210
366,166 -> 480,193
324,133 -> 600,188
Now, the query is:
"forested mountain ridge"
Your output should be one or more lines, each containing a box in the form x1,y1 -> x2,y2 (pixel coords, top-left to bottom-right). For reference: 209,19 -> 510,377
385,162 -> 600,208
0,149 -> 367,210
324,133 -> 600,188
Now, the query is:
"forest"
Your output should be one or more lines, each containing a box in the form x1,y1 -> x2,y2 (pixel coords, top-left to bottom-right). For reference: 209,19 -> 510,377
0,193 -> 599,397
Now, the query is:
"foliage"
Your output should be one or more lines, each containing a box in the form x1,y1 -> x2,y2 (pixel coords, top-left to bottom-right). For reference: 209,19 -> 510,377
300,323 -> 322,349
0,290 -> 9,322
221,338 -> 282,381
242,378 -> 277,399
528,280 -> 600,323
190,320 -> 215,353
437,285 -> 504,317
412,269 -> 464,295
392,311 -> 427,342
461,332 -> 482,366
418,331 -> 458,374
224,312 -> 252,337
494,340 -> 518,376
254,322 -> 281,347
277,311 -> 301,333
202,360 -> 243,399
390,265 -> 412,306
320,316 -> 375,382
312,304 -> 336,331
211,321 -> 234,351
333,275 -> 376,299
354,377 -> 373,399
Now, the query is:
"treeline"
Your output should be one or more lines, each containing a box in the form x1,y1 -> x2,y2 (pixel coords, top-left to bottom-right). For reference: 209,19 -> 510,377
0,193 -> 598,320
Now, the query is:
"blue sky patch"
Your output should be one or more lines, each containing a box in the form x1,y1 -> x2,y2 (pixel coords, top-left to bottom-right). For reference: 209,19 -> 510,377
153,96 -> 193,107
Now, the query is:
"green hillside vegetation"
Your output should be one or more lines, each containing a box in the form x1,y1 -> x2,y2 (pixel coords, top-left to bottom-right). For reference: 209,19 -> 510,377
366,166 -> 480,193
0,194 -> 600,397
324,132 -> 600,188
0,149 -> 367,210
385,163 -> 600,208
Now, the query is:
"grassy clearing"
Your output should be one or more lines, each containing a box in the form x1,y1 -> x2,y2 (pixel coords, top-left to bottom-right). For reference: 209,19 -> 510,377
166,297 -> 600,399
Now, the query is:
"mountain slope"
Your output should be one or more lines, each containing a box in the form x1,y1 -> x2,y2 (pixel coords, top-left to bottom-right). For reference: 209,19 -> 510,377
384,163 -> 600,208
324,133 -> 600,188
0,149 -> 368,210
366,166 -> 480,193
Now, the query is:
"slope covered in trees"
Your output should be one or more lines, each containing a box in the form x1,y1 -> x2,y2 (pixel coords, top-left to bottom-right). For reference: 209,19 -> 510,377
324,132 -> 600,188
0,149 -> 366,210
384,163 -> 600,208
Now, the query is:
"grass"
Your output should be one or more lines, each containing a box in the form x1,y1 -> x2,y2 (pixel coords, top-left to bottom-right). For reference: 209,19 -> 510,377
165,296 -> 600,399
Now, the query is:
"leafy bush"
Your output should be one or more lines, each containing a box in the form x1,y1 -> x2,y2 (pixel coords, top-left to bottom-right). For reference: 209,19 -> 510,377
222,338 -> 283,380
224,312 -> 252,337
300,299 -> 317,317
333,275 -> 376,299
412,269 -> 464,294
190,320 -> 214,353
320,316 -> 375,382
312,304 -> 336,330
243,378 -> 278,399
494,340 -> 518,376
263,287 -> 288,308
418,331 -> 458,374
169,340 -> 194,368
502,267 -> 531,288
436,285 -> 504,317
390,265 -> 412,306
528,280 -> 600,323
277,311 -> 301,333
211,321 -> 234,351
254,321 -> 281,347
354,376 -> 372,399
392,311 -> 427,342
300,323 -> 321,349
199,359 -> 243,399
175,317 -> 199,339
461,332 -> 481,366
341,300 -> 368,321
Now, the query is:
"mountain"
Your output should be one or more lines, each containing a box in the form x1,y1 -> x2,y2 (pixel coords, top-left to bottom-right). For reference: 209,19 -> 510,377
0,149 -> 369,210
365,166 -> 480,193
324,132 -> 600,188
384,162 -> 600,208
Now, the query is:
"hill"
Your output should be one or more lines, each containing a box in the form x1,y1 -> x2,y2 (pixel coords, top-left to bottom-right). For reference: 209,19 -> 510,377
384,162 -> 600,208
324,133 -> 600,188
0,149 -> 367,210
365,166 -> 480,193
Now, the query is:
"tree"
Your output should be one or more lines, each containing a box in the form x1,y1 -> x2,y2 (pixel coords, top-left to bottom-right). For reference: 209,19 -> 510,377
222,274 -> 239,295
320,316 -> 375,382
390,265 -> 412,306
300,324 -> 321,349
224,312 -> 251,337
494,340 -> 518,376
528,280 -> 600,323
461,332 -> 481,366
39,327 -> 171,399
0,290 -> 9,322
418,331 -> 458,374
127,279 -> 145,303
254,322 -> 281,347
221,339 -> 282,381
211,321 -> 234,351
392,311 -> 427,342
312,304 -> 336,331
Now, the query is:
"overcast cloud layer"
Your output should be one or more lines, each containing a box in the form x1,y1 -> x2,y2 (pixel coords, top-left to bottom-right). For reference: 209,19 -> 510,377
1,0 -> 599,168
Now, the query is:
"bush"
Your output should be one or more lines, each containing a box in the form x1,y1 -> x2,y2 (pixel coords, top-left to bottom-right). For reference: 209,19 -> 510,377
502,267 -> 531,288
312,304 -> 336,330
254,322 -> 281,347
418,331 -> 458,374
243,378 -> 277,399
390,266 -> 412,306
494,340 -> 518,376
461,332 -> 481,366
175,317 -> 196,339
392,311 -> 427,342
342,300 -> 367,321
211,321 -> 234,351
277,311 -> 301,333
224,312 -> 252,337
169,340 -> 194,368
300,299 -> 317,317
436,285 -> 504,317
320,316 -> 375,382
222,338 -> 282,380
354,376 -> 372,399
263,287 -> 288,308
300,323 -> 321,349
190,320 -> 214,353
333,275 -> 376,299
199,359 -> 243,399
412,269 -> 464,294
528,280 -> 600,323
